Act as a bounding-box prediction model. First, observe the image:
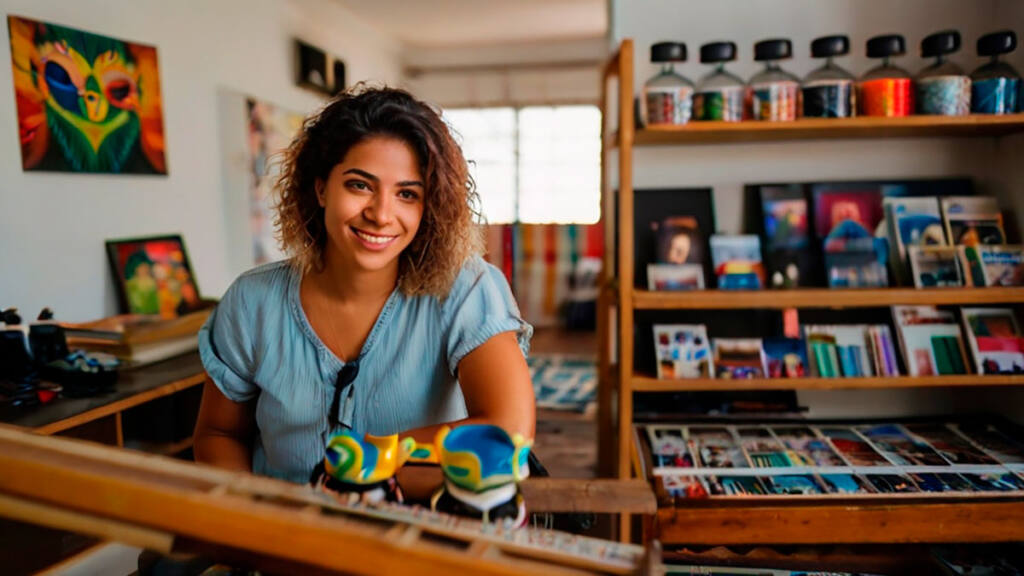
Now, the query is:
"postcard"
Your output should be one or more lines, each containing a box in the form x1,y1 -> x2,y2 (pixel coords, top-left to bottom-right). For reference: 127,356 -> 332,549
819,473 -> 875,494
885,196 -> 946,285
710,235 -> 765,290
705,475 -> 768,496
688,426 -> 748,468
891,306 -> 969,376
975,245 -> 1024,287
949,423 -> 1024,465
761,185 -> 809,251
646,425 -> 693,468
760,475 -> 824,495
865,474 -> 921,493
763,338 -> 808,378
737,427 -> 791,468
909,245 -> 963,288
908,473 -> 975,493
713,338 -> 767,379
773,426 -> 846,467
961,307 -> 1024,375
903,424 -> 998,465
960,473 -> 1024,492
820,427 -> 891,466
941,196 -> 1005,246
654,324 -> 714,379
857,424 -> 949,466
647,263 -> 705,291
661,475 -> 709,499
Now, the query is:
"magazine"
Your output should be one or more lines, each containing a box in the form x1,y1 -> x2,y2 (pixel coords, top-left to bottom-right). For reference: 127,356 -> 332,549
960,245 -> 1024,287
760,186 -> 812,288
763,338 -> 807,378
941,196 -> 1005,246
687,426 -> 747,468
712,338 -> 767,379
646,263 -> 705,291
892,306 -> 970,376
961,307 -> 1024,374
885,197 -> 947,285
653,324 -> 714,379
772,426 -> 846,466
736,426 -> 791,467
812,186 -> 885,239
819,427 -> 891,466
710,235 -> 765,290
909,246 -> 963,288
857,424 -> 949,466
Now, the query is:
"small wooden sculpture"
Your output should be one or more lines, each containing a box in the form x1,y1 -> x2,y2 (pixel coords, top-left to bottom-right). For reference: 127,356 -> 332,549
430,424 -> 533,526
310,430 -> 415,504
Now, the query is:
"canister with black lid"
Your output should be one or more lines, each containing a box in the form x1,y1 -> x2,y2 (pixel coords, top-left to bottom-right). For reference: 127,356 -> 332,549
859,34 -> 914,117
916,30 -> 970,115
642,42 -> 695,126
802,35 -> 855,118
693,41 -> 745,121
749,38 -> 800,121
971,30 -> 1019,114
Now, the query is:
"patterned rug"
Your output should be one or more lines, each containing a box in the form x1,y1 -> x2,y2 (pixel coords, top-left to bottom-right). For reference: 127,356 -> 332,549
528,355 -> 597,413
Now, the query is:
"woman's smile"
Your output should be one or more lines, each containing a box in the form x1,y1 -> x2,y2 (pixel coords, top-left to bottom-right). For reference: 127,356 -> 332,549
351,226 -> 399,250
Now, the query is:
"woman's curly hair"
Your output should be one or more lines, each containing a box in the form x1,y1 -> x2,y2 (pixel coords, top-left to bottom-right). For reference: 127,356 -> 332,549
273,85 -> 483,297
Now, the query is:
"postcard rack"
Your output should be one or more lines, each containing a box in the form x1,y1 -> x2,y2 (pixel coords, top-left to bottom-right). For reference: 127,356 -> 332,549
0,426 -> 660,575
596,38 -> 1024,542
633,418 -> 1024,545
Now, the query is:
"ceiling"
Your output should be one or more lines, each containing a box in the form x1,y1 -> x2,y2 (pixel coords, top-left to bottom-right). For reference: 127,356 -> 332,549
337,0 -> 608,48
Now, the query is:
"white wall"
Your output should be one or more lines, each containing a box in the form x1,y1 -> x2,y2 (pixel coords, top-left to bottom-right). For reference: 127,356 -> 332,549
610,0 -> 1022,419
0,0 -> 402,321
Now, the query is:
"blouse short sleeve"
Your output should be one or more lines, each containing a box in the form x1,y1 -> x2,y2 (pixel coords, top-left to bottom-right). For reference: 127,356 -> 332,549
198,278 -> 259,402
443,257 -> 533,376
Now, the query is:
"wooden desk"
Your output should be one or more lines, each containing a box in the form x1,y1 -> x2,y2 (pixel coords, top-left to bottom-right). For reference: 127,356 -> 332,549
0,352 -> 206,574
0,352 -> 205,443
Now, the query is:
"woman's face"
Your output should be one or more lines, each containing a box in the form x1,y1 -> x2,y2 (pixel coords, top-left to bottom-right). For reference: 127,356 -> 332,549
317,136 -> 425,275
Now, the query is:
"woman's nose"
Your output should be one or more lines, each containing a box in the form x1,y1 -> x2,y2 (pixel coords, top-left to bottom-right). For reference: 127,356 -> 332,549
364,190 -> 394,225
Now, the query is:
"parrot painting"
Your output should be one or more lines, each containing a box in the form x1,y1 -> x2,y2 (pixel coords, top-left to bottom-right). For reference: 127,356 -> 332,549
7,15 -> 166,173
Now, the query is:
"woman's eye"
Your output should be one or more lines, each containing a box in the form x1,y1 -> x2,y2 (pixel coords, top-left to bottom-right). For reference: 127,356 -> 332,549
398,189 -> 420,201
346,180 -> 370,191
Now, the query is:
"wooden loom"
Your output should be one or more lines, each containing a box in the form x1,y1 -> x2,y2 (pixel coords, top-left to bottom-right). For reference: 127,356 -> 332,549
0,426 -> 661,575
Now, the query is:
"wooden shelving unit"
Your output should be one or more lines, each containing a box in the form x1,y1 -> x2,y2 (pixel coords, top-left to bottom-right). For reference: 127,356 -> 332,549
597,38 -> 1024,544
612,113 -> 1024,146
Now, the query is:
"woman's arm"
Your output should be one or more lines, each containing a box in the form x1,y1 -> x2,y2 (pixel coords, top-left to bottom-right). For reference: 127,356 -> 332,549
402,331 -> 536,442
397,331 -> 534,500
193,378 -> 257,472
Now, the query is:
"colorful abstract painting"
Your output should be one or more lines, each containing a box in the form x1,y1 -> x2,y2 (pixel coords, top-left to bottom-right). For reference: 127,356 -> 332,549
106,235 -> 200,318
8,15 -> 167,174
247,98 -> 303,264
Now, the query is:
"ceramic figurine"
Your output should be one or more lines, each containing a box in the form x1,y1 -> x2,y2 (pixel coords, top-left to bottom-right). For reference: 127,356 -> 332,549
310,430 -> 415,504
429,424 -> 532,526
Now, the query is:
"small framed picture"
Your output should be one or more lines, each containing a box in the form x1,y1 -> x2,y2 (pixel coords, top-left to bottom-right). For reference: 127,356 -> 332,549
105,234 -> 202,318
647,263 -> 705,291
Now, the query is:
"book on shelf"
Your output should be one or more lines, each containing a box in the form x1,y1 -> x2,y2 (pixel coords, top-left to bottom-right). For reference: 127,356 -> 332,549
941,196 -> 1006,246
909,245 -> 963,288
646,263 -> 704,291
653,324 -> 713,379
763,338 -> 807,378
884,196 -> 946,285
958,244 -> 1024,287
710,235 -> 765,290
712,338 -> 767,379
61,306 -> 211,367
961,307 -> 1024,375
653,215 -> 705,267
892,306 -> 970,376
803,324 -> 894,378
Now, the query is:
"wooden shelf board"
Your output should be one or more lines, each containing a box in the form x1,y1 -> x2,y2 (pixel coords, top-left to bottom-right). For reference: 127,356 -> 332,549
656,499 -> 1024,544
124,436 -> 194,457
632,287 -> 1024,310
610,114 -> 1024,146
632,374 -> 1024,392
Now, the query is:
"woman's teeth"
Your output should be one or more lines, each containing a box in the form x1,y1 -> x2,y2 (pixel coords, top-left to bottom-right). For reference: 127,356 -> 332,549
354,230 -> 396,244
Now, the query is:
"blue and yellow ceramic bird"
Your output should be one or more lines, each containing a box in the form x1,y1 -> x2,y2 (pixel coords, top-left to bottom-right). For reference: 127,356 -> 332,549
311,430 -> 416,504
430,424 -> 532,525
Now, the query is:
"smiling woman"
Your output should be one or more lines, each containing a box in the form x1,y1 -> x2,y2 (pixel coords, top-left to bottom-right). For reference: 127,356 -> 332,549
193,86 -> 535,487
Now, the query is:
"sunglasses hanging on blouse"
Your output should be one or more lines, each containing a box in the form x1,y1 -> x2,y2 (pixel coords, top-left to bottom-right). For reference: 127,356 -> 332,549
329,361 -> 360,430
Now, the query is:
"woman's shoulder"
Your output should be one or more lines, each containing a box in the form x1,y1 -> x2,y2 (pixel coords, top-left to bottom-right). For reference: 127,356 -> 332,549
438,256 -> 516,316
229,260 -> 294,295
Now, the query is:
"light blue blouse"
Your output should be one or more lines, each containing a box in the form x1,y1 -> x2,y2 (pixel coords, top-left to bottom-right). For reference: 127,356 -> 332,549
198,256 -> 532,484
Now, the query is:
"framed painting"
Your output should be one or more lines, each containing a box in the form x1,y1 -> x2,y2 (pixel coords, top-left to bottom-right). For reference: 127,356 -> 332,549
105,235 -> 201,318
8,15 -> 167,174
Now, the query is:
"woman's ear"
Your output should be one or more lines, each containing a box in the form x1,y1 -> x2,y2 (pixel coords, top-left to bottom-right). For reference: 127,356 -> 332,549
315,179 -> 326,207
